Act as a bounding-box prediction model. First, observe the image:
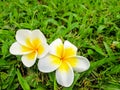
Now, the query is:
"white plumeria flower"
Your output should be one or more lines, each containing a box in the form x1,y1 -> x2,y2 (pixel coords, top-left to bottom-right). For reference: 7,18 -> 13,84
10,29 -> 49,67
38,38 -> 90,87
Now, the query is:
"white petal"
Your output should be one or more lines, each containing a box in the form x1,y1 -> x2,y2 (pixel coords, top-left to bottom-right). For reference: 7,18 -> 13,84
38,54 -> 61,73
37,43 -> 49,58
9,42 -> 31,55
73,56 -> 90,72
31,30 -> 47,43
21,52 -> 37,67
49,38 -> 63,57
16,29 -> 31,46
56,62 -> 74,87
63,40 -> 77,58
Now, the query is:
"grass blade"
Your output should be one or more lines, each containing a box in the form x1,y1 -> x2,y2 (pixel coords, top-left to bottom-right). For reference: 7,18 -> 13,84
16,69 -> 30,90
103,41 -> 114,57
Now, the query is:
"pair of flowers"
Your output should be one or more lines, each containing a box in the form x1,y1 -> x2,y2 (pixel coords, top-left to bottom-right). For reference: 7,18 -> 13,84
10,29 -> 90,87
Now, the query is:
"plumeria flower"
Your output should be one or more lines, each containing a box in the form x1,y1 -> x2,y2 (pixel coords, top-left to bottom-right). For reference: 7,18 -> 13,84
38,38 -> 90,87
10,29 -> 49,67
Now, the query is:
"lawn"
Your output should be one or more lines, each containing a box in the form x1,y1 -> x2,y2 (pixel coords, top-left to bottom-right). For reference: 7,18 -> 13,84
0,0 -> 120,90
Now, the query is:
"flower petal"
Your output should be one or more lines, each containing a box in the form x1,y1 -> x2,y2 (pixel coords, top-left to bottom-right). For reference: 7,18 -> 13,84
69,56 -> 90,72
56,62 -> 74,87
38,54 -> 61,73
21,51 -> 37,67
9,42 -> 32,55
37,43 -> 49,58
63,40 -> 77,58
49,38 -> 63,57
16,29 -> 31,46
31,30 -> 47,44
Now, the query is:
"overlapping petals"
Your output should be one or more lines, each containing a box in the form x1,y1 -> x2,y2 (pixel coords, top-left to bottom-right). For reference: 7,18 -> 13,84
38,38 -> 90,87
10,29 -> 49,67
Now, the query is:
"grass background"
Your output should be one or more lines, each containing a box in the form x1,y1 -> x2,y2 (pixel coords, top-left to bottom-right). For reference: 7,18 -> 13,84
0,0 -> 120,90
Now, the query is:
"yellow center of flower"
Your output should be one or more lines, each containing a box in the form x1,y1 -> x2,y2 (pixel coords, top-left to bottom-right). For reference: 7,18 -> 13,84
60,56 -> 64,61
21,38 -> 44,59
56,45 -> 76,62
21,38 -> 39,52
55,44 -> 77,71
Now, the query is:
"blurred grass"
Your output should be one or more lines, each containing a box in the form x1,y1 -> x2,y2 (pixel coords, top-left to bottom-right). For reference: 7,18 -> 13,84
0,0 -> 120,89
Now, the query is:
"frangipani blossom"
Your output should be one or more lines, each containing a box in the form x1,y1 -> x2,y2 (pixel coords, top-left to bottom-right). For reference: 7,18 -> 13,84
38,38 -> 90,87
10,29 -> 49,67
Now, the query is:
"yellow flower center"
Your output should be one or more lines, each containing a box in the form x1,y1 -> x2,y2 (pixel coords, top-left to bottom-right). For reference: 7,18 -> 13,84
33,47 -> 38,52
21,38 -> 44,55
57,45 -> 78,68
60,56 -> 65,61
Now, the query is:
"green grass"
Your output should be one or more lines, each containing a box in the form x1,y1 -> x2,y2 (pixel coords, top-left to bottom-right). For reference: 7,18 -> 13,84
0,0 -> 120,89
